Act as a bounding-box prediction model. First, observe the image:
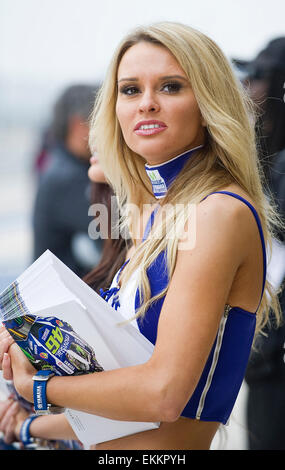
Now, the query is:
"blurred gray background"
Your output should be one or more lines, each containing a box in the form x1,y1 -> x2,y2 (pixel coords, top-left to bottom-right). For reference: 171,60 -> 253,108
0,0 -> 284,449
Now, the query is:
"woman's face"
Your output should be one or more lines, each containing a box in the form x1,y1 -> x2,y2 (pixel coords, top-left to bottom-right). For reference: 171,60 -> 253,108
88,153 -> 107,183
116,41 -> 206,165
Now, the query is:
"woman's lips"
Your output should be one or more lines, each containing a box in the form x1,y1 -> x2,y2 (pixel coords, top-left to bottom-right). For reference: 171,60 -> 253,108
134,120 -> 167,136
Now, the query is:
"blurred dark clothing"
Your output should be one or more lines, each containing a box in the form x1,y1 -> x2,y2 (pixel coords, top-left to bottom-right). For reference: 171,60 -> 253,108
245,148 -> 285,450
245,291 -> 285,386
246,376 -> 285,450
271,149 -> 285,242
243,37 -> 285,177
243,35 -> 285,450
32,144 -> 103,278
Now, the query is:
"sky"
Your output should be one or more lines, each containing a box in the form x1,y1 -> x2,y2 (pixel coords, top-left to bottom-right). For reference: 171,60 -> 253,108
0,0 -> 284,126
1,0 -> 285,85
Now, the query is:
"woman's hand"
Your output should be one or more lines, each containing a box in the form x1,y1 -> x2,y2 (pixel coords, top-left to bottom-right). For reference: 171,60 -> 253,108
0,326 -> 14,376
0,399 -> 29,444
3,344 -> 37,403
1,325 -> 36,405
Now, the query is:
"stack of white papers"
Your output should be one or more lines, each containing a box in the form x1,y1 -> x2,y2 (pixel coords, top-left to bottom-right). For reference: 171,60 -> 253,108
0,250 -> 159,448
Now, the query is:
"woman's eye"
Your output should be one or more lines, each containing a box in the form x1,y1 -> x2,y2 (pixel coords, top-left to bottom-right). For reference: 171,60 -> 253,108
119,82 -> 182,96
120,86 -> 139,96
162,82 -> 182,93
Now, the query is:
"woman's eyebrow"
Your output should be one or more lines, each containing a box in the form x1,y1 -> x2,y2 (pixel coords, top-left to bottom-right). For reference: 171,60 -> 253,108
117,75 -> 188,83
117,77 -> 138,83
160,75 -> 188,82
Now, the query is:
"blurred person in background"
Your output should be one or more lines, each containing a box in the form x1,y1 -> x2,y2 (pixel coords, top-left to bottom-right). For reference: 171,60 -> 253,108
33,127 -> 54,180
242,37 -> 285,450
32,84 -> 103,278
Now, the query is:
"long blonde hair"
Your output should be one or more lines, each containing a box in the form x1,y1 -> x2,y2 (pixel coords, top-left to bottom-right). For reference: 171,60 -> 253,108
89,22 -> 283,336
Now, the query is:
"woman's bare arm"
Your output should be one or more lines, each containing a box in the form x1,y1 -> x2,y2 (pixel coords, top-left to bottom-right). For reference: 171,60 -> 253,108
3,195 -> 251,423
27,413 -> 78,441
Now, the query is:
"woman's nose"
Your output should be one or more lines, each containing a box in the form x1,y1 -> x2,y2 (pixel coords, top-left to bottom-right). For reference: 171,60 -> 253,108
138,91 -> 160,113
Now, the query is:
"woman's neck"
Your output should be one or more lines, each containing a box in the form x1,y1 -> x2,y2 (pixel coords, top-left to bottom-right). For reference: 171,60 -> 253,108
145,145 -> 203,199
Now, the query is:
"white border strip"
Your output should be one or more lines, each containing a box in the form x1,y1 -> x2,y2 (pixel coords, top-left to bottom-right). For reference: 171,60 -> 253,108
195,308 -> 230,420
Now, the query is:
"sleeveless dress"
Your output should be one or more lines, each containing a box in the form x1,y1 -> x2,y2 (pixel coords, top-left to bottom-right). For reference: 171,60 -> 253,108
100,191 -> 266,425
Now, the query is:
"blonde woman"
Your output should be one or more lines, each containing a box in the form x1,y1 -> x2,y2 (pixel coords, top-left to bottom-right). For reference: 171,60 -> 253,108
0,22 -> 282,450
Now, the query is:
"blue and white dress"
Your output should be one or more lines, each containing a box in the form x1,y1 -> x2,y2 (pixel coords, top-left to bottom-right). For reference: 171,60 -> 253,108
100,149 -> 266,425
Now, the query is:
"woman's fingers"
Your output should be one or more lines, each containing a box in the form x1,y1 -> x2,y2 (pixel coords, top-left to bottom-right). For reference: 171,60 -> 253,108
0,400 -> 18,434
2,352 -> 13,380
0,328 -> 12,343
6,343 -> 36,402
0,399 -> 13,422
3,414 -> 17,444
0,329 -> 14,368
2,402 -> 19,444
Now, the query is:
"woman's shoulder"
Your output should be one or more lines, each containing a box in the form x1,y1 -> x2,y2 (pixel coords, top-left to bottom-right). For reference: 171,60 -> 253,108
201,183 -> 255,206
198,184 -> 256,227
189,184 -> 261,258
175,184 -> 260,285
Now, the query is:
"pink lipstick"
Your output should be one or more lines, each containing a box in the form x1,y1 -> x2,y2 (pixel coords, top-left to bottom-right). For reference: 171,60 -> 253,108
134,120 -> 167,136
